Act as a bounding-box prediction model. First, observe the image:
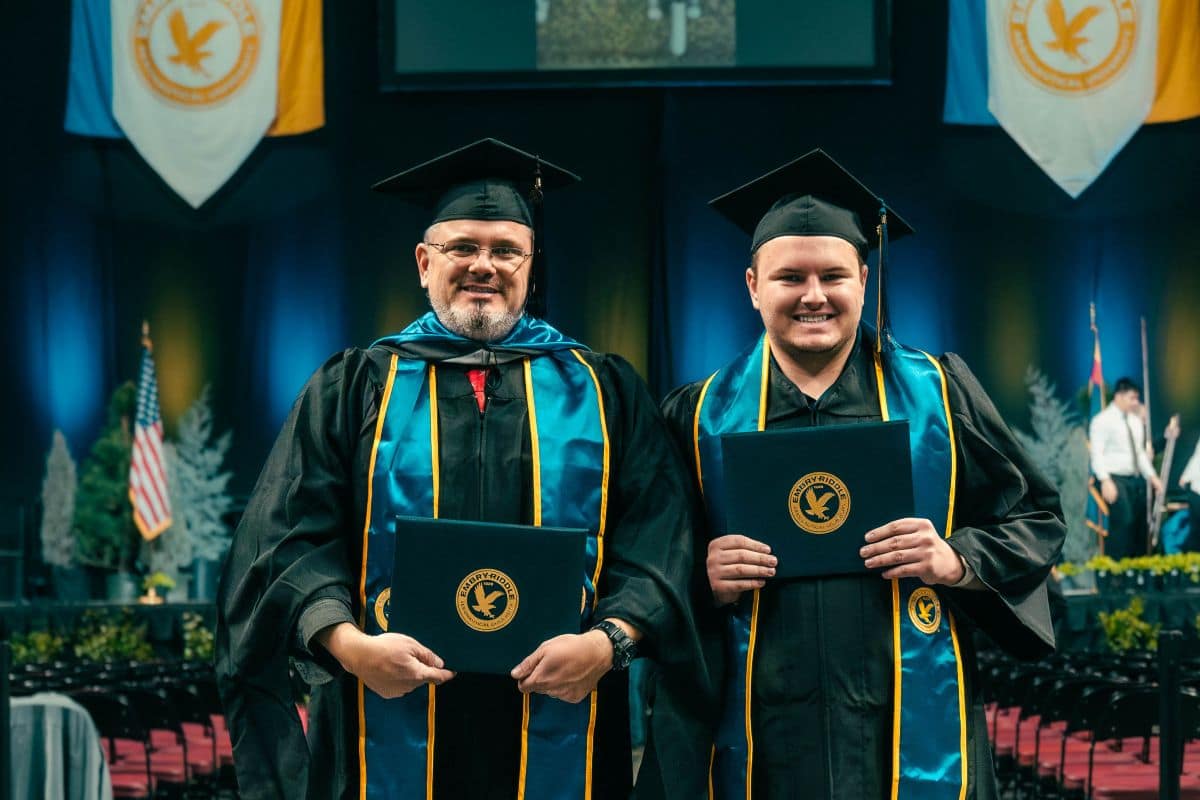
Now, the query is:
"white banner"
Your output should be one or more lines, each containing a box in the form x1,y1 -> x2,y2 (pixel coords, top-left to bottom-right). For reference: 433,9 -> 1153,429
112,0 -> 281,208
987,0 -> 1158,197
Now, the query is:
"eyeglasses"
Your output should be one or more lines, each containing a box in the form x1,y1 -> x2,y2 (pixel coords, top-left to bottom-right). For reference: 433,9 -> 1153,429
425,241 -> 532,268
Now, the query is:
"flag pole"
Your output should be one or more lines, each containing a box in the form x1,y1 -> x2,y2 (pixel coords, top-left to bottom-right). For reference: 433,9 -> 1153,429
1142,315 -> 1154,543
1142,316 -> 1152,453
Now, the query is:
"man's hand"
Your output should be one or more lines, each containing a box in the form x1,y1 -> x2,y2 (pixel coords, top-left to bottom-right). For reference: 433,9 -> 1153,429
1101,478 -> 1119,505
1149,474 -> 1164,494
315,622 -> 454,700
1182,477 -> 1192,491
861,518 -> 965,585
510,631 -> 612,704
707,534 -> 777,605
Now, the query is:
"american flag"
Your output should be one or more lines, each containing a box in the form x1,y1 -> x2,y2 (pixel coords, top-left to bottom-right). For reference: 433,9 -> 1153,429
129,323 -> 172,540
1085,303 -> 1109,545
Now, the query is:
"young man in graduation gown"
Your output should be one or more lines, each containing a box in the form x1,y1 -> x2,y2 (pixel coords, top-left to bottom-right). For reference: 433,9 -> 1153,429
645,151 -> 1065,800
216,139 -> 702,800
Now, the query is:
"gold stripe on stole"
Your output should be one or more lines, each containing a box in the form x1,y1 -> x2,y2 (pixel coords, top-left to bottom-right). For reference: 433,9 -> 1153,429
871,350 -> 903,800
568,349 -> 612,800
426,365 -> 440,800
693,374 -> 718,497
874,350 -> 967,800
694,372 -> 718,800
357,354 -> 400,800
921,353 -> 967,800
742,337 -> 771,800
568,350 -> 611,599
518,358 -> 539,800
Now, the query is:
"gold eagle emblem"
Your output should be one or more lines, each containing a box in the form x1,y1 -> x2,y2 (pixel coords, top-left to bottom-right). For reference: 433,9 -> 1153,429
803,487 -> 836,521
471,582 -> 505,619
789,472 -> 851,534
167,9 -> 227,76
907,587 -> 942,635
456,569 -> 519,632
1044,0 -> 1102,63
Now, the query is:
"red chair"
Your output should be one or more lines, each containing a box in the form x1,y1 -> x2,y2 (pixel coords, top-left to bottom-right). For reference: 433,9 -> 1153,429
71,690 -> 156,799
1078,686 -> 1200,799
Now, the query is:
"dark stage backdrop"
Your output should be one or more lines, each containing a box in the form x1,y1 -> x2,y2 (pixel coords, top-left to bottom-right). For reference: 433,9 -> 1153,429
4,3 -> 1199,514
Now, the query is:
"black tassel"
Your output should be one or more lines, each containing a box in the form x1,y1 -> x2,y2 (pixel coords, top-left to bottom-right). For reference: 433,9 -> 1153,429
527,161 -> 547,319
875,204 -> 893,353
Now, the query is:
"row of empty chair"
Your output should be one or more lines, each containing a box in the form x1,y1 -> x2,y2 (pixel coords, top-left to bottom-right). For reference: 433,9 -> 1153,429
982,646 -> 1200,800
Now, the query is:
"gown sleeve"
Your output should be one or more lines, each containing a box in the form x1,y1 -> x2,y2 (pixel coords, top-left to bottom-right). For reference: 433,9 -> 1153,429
633,379 -> 725,800
588,355 -> 707,676
215,347 -> 386,800
939,353 -> 1067,660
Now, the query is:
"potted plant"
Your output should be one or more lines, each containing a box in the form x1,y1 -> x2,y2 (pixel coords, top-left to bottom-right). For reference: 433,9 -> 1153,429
140,572 -> 175,605
1056,561 -> 1082,592
1086,555 -> 1120,593
40,430 -> 88,601
164,387 -> 235,602
1184,553 -> 1200,591
1162,553 -> 1185,591
73,383 -> 142,601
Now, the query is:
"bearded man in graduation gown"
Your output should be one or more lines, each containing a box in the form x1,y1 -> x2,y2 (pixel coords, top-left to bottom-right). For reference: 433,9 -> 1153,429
216,139 -> 703,800
640,150 -> 1065,800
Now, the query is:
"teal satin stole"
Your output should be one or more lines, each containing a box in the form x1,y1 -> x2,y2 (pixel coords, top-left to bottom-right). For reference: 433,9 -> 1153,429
694,333 -> 967,800
357,347 -> 610,800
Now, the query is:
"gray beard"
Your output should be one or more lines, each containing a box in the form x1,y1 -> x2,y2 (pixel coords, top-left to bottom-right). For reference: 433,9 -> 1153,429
430,297 -> 521,343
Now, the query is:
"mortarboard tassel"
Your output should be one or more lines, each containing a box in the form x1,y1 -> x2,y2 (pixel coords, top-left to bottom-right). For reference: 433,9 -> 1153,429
527,161 -> 547,319
874,204 -> 894,353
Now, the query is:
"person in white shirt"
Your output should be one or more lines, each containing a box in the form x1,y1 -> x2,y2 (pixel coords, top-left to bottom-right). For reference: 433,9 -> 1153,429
1179,434 -> 1200,551
1089,377 -> 1163,558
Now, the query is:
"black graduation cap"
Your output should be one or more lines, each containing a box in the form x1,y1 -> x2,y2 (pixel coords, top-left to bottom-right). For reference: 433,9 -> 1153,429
372,138 -> 581,317
709,148 -> 915,349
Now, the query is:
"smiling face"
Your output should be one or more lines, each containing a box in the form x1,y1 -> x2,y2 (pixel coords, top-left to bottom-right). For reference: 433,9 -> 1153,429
415,218 -> 534,342
746,234 -> 867,367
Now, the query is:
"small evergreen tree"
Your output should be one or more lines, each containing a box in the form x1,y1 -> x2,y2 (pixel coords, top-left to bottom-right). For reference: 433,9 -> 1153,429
74,383 -> 139,571
1013,367 -> 1095,566
166,386 -> 234,563
40,430 -> 77,568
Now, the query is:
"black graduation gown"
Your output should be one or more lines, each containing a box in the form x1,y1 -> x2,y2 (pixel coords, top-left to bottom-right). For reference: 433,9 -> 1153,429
643,333 -> 1065,800
216,341 -> 703,800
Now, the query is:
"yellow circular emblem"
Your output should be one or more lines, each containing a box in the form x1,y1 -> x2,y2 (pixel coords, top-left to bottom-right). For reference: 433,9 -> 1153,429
456,569 -> 519,633
1007,0 -> 1138,95
132,0 -> 262,107
907,587 -> 942,635
373,588 -> 391,632
788,472 -> 851,534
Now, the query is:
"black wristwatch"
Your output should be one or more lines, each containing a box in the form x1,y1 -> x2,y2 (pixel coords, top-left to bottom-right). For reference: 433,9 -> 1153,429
591,619 -> 638,671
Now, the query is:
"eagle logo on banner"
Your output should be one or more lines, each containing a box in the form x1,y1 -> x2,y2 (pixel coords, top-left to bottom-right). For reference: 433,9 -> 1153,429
1007,0 -> 1137,93
113,0 -> 282,208
65,0 -> 326,208
133,0 -> 262,107
987,0 -> 1157,197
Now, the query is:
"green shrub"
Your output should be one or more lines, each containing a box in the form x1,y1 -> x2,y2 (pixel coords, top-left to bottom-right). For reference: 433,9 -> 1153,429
72,609 -> 154,663
182,612 -> 214,662
1099,597 -> 1161,652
